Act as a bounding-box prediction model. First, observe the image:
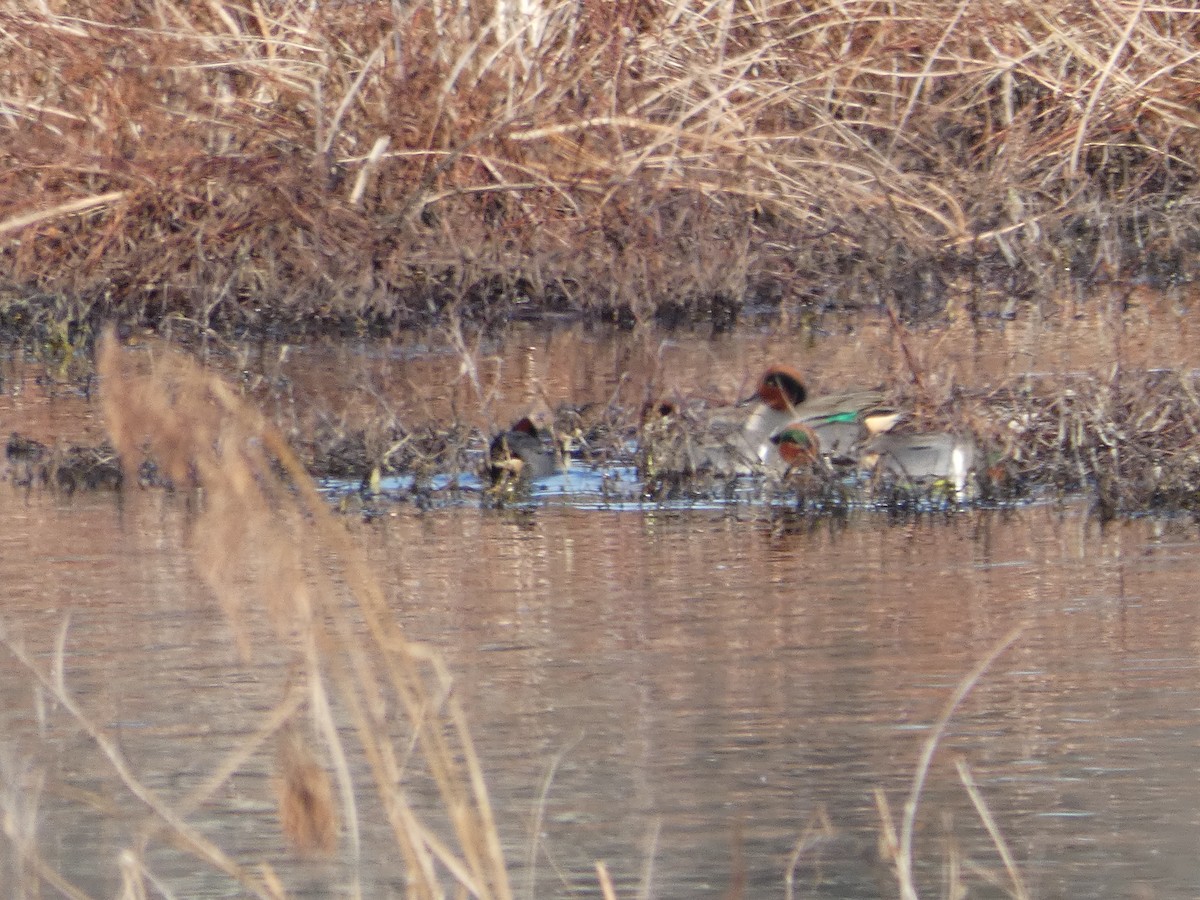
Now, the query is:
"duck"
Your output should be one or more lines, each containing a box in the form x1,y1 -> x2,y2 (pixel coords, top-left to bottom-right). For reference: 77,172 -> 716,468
859,432 -> 978,496
768,422 -> 823,470
488,416 -> 565,483
637,400 -> 692,478
702,365 -> 897,473
755,365 -> 900,453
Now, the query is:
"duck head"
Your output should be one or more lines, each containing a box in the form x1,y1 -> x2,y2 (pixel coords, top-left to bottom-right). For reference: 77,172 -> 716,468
770,422 -> 821,467
746,365 -> 808,411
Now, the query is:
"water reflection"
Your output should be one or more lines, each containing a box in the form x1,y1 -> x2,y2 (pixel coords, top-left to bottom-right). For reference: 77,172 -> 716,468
8,309 -> 1200,460
5,313 -> 1200,897
366,502 -> 1200,897
3,489 -> 1198,896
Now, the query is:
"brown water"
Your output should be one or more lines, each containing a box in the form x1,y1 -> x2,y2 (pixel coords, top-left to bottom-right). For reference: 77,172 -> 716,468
4,303 -> 1199,453
3,313 -> 1200,897
3,491 -> 1200,898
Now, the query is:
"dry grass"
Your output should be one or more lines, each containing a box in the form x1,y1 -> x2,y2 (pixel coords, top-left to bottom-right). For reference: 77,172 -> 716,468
10,346 -> 1200,514
0,329 -> 516,896
875,628 -> 1027,900
981,365 -> 1200,516
2,0 -> 1199,334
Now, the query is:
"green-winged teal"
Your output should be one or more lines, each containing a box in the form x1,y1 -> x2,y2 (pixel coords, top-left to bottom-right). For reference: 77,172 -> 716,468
860,432 -> 977,495
488,416 -> 564,483
701,365 -> 896,473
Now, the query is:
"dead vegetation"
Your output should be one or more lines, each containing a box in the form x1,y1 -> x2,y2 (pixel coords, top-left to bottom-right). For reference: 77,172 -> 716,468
987,366 -> 1200,517
1,329 -> 515,897
624,367 -> 1200,516
2,0 -> 1199,335
10,356 -> 1200,517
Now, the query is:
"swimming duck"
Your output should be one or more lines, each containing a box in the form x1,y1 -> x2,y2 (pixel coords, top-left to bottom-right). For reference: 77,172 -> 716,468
767,422 -> 826,474
488,416 -> 564,483
859,432 -> 978,496
701,365 -> 897,473
753,365 -> 899,454
637,400 -> 693,478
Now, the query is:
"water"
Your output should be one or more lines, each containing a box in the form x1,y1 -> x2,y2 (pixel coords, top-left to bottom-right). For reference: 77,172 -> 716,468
3,316 -> 1200,897
2,489 -> 1199,897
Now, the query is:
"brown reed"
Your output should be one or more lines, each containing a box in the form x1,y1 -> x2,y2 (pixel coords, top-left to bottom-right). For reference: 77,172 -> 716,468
2,0 -> 1199,333
9,345 -> 1200,514
88,328 -> 513,898
275,725 -> 338,857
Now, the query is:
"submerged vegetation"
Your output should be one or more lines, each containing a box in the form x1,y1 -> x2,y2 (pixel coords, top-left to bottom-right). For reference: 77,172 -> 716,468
4,310 -> 1200,517
2,0 -> 1200,335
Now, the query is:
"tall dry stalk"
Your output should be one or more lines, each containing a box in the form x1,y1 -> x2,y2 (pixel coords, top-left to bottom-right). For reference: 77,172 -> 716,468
876,627 -> 1025,900
94,329 -> 513,898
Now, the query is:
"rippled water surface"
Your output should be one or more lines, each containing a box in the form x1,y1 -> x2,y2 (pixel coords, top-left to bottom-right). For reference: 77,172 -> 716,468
3,315 -> 1200,897
294,503 -> 1200,899
4,490 -> 1200,897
